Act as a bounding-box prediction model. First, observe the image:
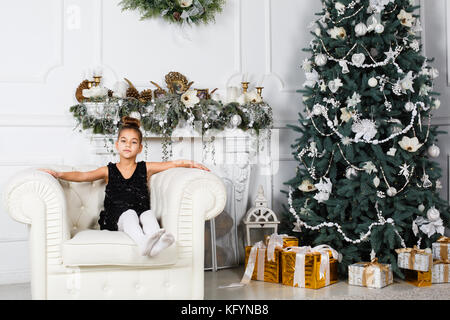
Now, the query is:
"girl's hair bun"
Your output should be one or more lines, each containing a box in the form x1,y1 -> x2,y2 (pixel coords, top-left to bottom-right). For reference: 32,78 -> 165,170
117,116 -> 143,143
121,116 -> 141,128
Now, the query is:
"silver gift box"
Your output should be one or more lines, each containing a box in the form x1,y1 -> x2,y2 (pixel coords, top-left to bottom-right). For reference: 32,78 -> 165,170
431,263 -> 450,284
432,242 -> 450,261
397,251 -> 431,272
348,262 -> 393,289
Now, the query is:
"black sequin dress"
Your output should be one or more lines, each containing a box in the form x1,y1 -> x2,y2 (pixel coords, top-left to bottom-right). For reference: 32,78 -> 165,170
98,161 -> 150,231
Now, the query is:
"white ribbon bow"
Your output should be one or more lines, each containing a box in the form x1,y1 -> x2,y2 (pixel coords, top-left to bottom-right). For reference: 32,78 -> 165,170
266,233 -> 291,262
413,216 -> 445,238
219,241 -> 266,288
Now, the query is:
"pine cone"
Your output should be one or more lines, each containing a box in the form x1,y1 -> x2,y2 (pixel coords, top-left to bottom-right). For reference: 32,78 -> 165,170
126,87 -> 140,99
139,89 -> 153,103
124,78 -> 140,99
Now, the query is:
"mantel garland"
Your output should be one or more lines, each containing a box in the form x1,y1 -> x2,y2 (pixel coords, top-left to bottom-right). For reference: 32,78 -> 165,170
69,75 -> 273,161
118,0 -> 226,25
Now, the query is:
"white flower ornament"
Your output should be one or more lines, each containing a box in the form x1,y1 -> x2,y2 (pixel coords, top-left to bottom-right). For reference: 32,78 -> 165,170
298,180 -> 317,192
397,9 -> 415,27
327,27 -> 346,39
181,90 -> 200,108
398,136 -> 423,152
179,0 -> 193,8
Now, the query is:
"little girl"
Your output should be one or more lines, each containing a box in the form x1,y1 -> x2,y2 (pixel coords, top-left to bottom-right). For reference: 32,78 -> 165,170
39,116 -> 210,257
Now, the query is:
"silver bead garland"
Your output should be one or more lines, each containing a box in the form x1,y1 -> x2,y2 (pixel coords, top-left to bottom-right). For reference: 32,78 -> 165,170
288,186 -> 406,247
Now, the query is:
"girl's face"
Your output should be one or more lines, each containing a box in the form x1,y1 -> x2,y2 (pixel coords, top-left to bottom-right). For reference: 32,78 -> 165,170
115,129 -> 142,159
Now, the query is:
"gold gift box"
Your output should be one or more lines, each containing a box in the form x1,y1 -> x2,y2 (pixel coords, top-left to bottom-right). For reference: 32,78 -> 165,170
244,246 -> 281,283
264,235 -> 299,248
403,268 -> 432,287
281,250 -> 338,289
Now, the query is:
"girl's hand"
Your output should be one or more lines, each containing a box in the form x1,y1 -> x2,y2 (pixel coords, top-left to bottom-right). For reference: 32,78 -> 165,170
38,168 -> 60,179
178,160 -> 210,172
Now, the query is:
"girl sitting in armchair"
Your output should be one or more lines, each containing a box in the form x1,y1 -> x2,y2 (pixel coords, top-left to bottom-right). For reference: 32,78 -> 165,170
39,116 -> 210,257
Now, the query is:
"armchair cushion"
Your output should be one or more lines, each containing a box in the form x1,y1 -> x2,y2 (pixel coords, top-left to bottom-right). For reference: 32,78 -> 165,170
62,230 -> 177,267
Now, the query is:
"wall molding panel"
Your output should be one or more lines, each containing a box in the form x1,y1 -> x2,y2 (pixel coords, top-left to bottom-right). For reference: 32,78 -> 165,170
0,0 -> 64,83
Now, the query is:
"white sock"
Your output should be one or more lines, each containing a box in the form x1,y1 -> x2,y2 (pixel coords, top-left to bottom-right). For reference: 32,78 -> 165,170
150,232 -> 175,257
117,209 -> 164,256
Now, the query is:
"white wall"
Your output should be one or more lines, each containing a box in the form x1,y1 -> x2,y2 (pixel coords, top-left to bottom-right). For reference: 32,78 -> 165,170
0,0 -> 448,285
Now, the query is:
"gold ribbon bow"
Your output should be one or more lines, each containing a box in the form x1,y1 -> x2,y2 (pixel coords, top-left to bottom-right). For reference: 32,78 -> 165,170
395,246 -> 428,255
361,258 -> 390,287
436,236 -> 450,261
434,259 -> 450,264
437,236 -> 450,243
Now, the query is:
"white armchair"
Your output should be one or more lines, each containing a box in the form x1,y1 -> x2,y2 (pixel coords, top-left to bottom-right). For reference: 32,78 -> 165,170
2,165 -> 227,300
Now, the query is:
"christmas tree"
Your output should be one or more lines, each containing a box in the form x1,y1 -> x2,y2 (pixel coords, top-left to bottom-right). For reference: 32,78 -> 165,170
280,0 -> 450,277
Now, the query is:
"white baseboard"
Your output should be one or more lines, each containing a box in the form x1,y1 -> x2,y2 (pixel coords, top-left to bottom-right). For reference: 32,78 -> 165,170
0,239 -> 30,285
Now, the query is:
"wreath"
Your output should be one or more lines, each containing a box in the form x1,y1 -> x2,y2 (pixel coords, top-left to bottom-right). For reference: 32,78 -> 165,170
119,0 -> 226,25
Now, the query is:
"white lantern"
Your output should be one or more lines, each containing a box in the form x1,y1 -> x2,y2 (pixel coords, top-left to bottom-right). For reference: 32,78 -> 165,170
244,185 -> 280,246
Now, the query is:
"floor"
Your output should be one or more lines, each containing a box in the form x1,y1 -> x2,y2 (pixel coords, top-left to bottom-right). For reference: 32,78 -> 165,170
0,266 -> 449,300
205,266 -> 450,300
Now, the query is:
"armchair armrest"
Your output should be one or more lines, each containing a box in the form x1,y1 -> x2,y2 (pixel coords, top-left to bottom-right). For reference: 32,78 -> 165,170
2,168 -> 70,299
150,167 -> 227,224
3,168 -> 68,226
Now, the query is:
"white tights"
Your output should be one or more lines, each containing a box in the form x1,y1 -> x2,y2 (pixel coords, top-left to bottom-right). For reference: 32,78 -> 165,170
117,209 -> 175,256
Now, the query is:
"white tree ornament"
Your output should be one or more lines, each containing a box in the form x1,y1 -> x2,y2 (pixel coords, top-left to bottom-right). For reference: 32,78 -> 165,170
428,144 -> 440,158
351,119 -> 378,142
